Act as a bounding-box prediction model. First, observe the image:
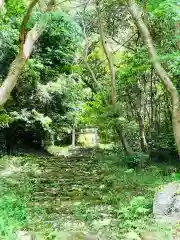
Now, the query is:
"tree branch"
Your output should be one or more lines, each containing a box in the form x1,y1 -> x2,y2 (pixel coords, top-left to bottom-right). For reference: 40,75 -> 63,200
38,0 -> 47,12
19,0 -> 39,56
112,33 -> 137,53
46,0 -> 56,11
78,4 -> 103,95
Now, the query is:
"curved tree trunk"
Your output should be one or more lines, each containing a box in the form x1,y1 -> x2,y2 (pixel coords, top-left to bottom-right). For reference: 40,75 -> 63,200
115,125 -> 134,155
128,0 -> 180,157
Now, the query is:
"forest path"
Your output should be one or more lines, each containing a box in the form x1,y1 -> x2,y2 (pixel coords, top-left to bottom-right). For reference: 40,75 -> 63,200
20,148 -> 118,237
0,148 -> 173,239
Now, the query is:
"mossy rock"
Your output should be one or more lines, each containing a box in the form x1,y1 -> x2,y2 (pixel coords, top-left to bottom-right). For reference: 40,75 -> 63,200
153,181 -> 180,224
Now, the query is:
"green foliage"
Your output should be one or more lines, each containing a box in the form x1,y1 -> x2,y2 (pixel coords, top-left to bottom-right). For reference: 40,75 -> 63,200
0,107 -> 10,128
123,152 -> 149,168
0,157 -> 32,238
117,196 -> 152,225
117,201 -> 152,231
0,0 -> 178,237
0,5 -> 86,148
0,0 -> 178,155
5,0 -> 25,17
28,11 -> 82,72
148,0 -> 179,79
10,109 -> 52,133
0,194 -> 28,237
152,132 -> 176,152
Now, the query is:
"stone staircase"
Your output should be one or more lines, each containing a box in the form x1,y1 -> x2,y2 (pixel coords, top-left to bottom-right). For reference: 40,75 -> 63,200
26,148 -> 104,219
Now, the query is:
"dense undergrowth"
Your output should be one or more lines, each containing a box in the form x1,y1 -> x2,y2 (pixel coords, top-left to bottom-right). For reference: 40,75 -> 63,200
0,149 -> 177,239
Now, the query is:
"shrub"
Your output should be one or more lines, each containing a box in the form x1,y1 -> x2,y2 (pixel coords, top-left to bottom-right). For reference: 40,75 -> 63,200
0,194 -> 28,237
117,196 -> 152,230
123,152 -> 149,168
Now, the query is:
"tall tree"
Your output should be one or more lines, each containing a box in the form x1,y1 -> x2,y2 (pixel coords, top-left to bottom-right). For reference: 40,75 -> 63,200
0,0 -> 55,106
96,2 -> 116,105
128,0 -> 180,157
96,1 -> 134,155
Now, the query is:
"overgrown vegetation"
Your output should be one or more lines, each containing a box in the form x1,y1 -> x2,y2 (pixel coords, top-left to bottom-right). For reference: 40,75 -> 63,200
0,0 -> 179,239
0,151 -> 177,239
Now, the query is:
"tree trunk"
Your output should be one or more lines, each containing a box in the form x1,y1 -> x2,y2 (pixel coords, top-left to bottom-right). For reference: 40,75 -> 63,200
96,3 -> 117,105
176,22 -> 180,49
138,78 -> 148,152
0,56 -> 26,105
150,69 -> 153,145
0,0 -> 3,9
128,0 -> 180,157
50,132 -> 55,146
0,24 -> 41,105
176,2 -> 180,49
127,86 -> 148,152
115,125 -> 134,155
139,117 -> 148,152
39,0 -> 47,12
